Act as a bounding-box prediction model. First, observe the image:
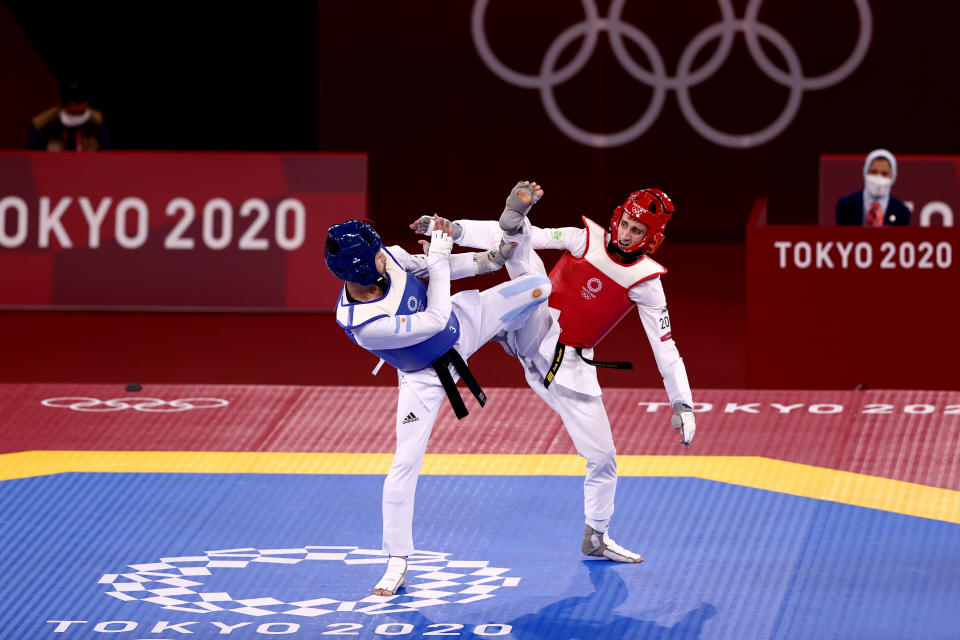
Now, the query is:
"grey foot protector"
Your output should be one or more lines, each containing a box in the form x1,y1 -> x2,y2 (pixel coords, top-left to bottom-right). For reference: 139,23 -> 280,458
499,181 -> 540,235
581,525 -> 641,563
581,524 -> 604,556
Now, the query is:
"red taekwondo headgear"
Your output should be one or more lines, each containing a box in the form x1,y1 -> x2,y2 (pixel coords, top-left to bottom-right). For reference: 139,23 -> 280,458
608,188 -> 674,257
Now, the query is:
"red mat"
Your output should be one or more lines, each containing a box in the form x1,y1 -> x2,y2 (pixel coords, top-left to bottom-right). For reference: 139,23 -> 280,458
3,384 -> 957,491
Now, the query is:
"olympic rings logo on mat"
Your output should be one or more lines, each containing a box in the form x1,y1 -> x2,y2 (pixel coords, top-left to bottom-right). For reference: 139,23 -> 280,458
99,547 -> 521,616
471,0 -> 873,148
41,397 -> 229,412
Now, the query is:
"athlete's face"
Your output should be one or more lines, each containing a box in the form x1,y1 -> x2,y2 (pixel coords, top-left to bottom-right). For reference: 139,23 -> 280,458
375,250 -> 387,275
616,213 -> 649,250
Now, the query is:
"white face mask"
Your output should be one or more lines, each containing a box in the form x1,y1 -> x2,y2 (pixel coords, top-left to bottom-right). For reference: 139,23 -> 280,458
59,108 -> 91,128
865,174 -> 892,198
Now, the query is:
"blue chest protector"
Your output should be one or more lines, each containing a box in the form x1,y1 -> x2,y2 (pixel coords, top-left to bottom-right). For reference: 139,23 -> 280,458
334,249 -> 460,372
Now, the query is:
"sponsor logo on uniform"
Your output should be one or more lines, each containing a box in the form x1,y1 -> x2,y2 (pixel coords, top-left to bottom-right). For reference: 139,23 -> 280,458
580,277 -> 603,300
402,412 -> 419,424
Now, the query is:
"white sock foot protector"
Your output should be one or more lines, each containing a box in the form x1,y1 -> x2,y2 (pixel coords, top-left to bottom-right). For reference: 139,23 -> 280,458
373,556 -> 408,595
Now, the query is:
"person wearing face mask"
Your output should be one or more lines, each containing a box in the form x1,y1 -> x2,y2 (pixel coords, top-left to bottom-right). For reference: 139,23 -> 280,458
835,149 -> 910,226
28,81 -> 111,152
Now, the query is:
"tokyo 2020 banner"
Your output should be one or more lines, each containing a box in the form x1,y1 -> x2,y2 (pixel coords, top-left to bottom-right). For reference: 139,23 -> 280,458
0,152 -> 365,309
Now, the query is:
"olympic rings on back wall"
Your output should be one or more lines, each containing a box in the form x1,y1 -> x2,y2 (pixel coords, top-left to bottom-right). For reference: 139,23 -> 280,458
41,397 -> 229,413
471,0 -> 873,148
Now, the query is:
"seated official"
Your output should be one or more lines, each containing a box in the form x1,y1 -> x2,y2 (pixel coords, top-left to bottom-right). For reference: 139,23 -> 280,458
28,81 -> 111,152
836,148 -> 910,226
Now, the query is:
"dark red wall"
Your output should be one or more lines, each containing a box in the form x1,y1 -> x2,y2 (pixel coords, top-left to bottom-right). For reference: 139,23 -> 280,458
0,2 -> 58,149
314,1 -> 960,239
2,1 -> 957,389
3,2 -> 958,236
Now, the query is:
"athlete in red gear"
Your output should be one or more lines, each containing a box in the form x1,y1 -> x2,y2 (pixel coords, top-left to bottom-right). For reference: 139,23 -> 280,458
412,184 -> 696,564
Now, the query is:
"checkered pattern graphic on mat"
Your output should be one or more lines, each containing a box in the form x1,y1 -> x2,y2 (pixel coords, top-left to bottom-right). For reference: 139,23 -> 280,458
99,546 -> 521,616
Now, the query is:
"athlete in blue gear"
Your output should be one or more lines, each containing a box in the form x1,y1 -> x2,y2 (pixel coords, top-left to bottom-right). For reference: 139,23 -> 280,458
325,183 -> 550,596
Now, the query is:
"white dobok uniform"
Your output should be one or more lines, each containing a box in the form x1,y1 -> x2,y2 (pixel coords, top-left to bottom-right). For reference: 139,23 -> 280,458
335,244 -> 551,556
455,218 -> 693,532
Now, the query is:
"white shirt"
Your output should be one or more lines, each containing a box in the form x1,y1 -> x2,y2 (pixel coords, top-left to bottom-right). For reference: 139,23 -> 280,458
456,220 -> 693,407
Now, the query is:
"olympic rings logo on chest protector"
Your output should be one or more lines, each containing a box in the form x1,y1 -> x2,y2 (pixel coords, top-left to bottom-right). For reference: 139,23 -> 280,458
471,0 -> 872,148
41,397 -> 230,412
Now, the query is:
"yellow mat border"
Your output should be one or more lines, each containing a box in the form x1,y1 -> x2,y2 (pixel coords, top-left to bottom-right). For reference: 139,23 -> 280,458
2,451 -> 958,524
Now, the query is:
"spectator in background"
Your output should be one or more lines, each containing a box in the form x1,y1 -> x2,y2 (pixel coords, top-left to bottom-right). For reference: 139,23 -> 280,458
28,81 -> 111,151
836,149 -> 910,226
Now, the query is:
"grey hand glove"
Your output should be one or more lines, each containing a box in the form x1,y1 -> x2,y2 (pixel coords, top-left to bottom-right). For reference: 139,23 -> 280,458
671,408 -> 696,447
473,248 -> 507,274
413,215 -> 463,242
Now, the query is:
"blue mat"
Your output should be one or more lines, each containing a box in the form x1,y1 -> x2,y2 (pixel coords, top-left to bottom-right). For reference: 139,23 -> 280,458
1,473 -> 958,639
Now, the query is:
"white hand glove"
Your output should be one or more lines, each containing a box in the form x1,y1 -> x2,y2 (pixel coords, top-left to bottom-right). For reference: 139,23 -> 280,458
428,229 -> 453,257
671,411 -> 696,447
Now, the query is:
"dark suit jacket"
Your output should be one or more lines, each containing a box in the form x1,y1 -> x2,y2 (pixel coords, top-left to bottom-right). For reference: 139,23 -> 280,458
836,191 -> 911,226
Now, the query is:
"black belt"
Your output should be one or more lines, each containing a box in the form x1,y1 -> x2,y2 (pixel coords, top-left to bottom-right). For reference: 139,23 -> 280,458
432,348 -> 486,420
543,342 -> 633,389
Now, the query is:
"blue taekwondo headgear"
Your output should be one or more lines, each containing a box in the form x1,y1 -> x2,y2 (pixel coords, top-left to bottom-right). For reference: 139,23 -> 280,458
324,220 -> 385,285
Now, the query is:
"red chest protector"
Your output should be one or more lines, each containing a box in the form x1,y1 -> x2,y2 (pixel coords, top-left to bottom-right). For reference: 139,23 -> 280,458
547,217 -> 666,348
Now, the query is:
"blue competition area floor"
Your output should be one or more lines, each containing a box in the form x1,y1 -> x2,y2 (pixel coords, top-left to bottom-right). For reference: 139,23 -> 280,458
2,472 -> 958,640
